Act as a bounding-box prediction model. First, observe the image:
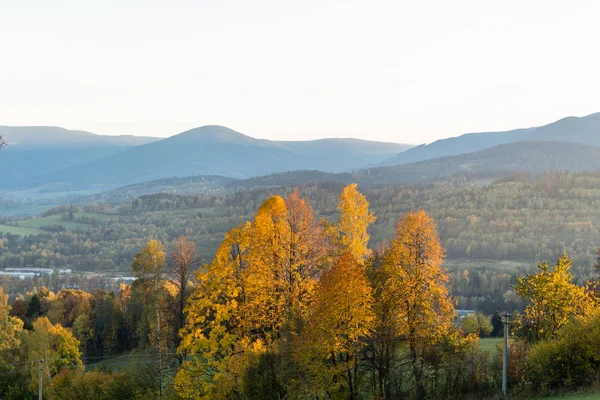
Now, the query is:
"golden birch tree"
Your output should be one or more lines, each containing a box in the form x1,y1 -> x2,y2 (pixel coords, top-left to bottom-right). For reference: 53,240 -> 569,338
297,252 -> 375,400
381,210 -> 454,399
336,183 -> 376,262
514,254 -> 597,341
175,226 -> 250,399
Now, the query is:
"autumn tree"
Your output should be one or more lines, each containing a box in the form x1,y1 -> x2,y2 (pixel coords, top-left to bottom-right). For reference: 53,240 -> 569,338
21,317 -> 82,392
132,239 -> 169,397
380,210 -> 454,399
175,226 -> 249,399
177,191 -> 327,399
0,287 -> 23,355
514,254 -> 597,341
335,183 -> 376,262
297,252 -> 374,400
364,245 -> 403,399
169,235 -> 200,334
280,189 -> 326,324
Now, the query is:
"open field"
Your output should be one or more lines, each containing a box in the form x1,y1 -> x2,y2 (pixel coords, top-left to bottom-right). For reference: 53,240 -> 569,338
543,393 -> 600,399
0,224 -> 45,236
17,214 -> 91,231
480,337 -> 505,352
0,212 -> 119,236
84,352 -> 164,372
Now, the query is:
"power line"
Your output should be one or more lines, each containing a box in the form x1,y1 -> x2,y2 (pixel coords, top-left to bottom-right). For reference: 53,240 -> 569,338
0,352 -> 178,369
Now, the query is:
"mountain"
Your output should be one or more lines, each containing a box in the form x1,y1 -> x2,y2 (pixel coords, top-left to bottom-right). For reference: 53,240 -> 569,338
220,141 -> 600,188
357,141 -> 600,185
79,140 -> 600,204
28,126 -> 412,190
383,112 -> 600,166
0,126 -> 157,148
0,126 -> 160,190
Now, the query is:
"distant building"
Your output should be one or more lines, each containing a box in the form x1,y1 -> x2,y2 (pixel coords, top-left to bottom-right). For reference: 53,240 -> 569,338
455,309 -> 476,319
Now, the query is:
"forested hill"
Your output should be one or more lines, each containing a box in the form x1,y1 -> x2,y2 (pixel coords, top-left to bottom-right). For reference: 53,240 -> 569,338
355,140 -> 600,185
3,172 -> 600,286
74,140 -> 600,205
223,140 -> 600,191
382,111 -> 600,166
25,126 -> 412,190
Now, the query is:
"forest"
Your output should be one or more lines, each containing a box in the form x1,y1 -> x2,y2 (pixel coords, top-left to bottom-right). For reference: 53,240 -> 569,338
1,183 -> 600,399
2,171 -> 600,314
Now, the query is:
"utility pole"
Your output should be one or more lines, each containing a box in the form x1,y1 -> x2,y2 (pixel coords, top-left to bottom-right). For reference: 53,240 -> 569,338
39,359 -> 44,400
502,313 -> 512,397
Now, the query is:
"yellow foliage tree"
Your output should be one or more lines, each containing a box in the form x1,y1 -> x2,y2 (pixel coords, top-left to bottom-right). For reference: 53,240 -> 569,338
514,254 -> 597,341
381,210 -> 454,398
336,183 -> 376,262
0,287 -> 23,355
175,226 -> 249,399
131,239 -> 170,397
21,317 -> 82,391
297,252 -> 375,400
177,191 -> 327,399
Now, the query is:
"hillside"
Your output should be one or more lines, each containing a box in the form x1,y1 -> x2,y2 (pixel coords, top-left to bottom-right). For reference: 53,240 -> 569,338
4,171 -> 600,284
30,126 -> 412,190
383,112 -> 600,166
82,175 -> 237,204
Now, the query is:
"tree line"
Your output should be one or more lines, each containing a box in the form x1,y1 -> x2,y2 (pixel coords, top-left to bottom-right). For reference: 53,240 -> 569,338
3,183 -> 600,398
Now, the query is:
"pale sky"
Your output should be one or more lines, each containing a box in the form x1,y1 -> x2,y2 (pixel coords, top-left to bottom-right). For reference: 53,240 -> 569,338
1,0 -> 599,144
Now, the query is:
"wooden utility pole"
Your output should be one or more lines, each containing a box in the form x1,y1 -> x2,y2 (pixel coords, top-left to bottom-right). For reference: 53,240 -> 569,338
39,359 -> 44,400
502,313 -> 512,397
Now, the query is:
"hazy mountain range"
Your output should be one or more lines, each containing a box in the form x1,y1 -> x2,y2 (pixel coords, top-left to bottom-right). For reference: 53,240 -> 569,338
2,112 -> 600,197
0,125 -> 411,190
383,112 -> 600,165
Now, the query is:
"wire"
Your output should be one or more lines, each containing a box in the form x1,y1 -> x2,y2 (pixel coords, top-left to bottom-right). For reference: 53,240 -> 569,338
0,352 -> 179,369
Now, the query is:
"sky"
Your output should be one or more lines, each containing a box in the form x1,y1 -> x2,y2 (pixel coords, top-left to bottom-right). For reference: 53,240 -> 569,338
1,0 -> 599,144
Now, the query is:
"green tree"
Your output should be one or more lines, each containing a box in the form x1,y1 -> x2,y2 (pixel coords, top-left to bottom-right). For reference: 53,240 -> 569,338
21,317 -> 82,392
514,254 -> 596,341
460,313 -> 493,337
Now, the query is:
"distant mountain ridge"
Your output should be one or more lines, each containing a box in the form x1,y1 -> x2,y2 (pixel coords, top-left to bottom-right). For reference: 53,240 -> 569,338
0,126 -> 161,190
0,126 -> 158,148
0,125 -> 412,190
382,112 -> 600,166
78,140 -> 600,205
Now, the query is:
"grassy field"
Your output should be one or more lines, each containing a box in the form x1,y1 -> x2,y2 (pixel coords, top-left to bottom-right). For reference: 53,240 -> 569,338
17,214 -> 91,231
543,393 -> 600,399
480,337 -> 505,352
3,212 -> 118,236
0,224 -> 45,236
0,204 -> 57,217
84,352 -> 161,372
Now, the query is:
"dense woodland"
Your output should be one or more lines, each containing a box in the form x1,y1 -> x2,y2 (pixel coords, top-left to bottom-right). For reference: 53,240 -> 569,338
1,184 -> 600,399
2,172 -> 600,314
